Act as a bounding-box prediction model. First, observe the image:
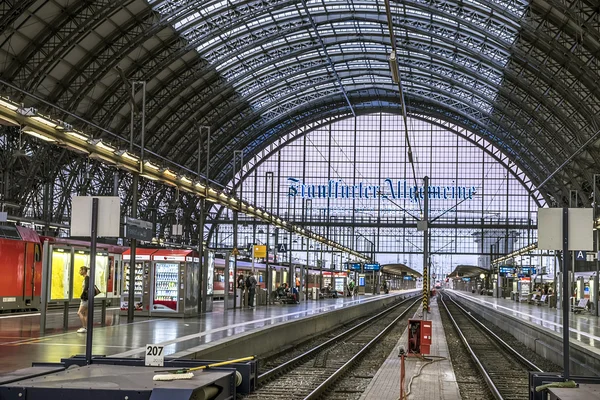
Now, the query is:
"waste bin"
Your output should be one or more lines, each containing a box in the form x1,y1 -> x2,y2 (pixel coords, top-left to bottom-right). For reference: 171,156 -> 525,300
257,288 -> 267,305
549,295 -> 557,308
312,288 -> 320,300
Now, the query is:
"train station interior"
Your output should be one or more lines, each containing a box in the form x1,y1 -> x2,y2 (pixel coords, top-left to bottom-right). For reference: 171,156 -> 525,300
1,0 -> 600,399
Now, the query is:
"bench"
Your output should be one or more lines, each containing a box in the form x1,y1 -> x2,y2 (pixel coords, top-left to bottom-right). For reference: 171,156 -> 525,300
573,298 -> 589,314
529,294 -> 539,304
522,293 -> 536,303
536,294 -> 547,306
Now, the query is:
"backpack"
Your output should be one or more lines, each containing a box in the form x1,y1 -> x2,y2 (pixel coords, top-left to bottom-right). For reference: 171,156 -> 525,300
246,276 -> 252,289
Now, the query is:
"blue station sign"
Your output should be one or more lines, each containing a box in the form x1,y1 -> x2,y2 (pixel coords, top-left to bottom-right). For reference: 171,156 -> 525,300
363,263 -> 380,271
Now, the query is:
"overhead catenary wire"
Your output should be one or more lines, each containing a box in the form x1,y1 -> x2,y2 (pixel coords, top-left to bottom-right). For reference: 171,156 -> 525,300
382,0 -> 423,215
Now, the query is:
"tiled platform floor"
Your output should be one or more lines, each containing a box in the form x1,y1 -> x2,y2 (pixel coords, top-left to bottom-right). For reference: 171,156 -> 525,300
0,290 -> 416,373
360,297 -> 461,400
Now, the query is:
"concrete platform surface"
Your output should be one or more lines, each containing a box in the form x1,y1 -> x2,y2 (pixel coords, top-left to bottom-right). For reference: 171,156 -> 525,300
448,289 -> 600,351
0,291 -> 415,374
360,296 -> 461,400
548,383 -> 600,400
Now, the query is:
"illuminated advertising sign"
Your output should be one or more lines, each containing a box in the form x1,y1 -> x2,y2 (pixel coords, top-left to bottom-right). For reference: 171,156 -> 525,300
287,178 -> 476,203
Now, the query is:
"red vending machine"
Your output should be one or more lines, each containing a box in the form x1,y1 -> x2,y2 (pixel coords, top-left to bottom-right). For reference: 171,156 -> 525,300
150,249 -> 200,317
120,248 -> 156,316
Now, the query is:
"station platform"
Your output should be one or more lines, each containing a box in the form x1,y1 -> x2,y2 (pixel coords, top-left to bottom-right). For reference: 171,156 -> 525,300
447,289 -> 600,350
0,291 -> 417,374
447,289 -> 600,376
361,296 -> 461,400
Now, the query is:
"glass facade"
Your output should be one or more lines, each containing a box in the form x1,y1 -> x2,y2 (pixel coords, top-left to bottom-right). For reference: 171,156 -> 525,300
210,113 -> 544,273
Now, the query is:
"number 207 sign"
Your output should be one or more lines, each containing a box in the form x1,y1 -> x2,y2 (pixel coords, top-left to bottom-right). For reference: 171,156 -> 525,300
145,344 -> 164,367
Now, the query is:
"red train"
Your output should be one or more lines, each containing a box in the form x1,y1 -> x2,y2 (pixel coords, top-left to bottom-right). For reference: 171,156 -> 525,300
0,225 -> 43,311
0,225 -> 127,313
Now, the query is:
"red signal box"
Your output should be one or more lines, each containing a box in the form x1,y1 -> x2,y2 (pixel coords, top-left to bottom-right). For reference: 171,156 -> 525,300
407,319 -> 432,355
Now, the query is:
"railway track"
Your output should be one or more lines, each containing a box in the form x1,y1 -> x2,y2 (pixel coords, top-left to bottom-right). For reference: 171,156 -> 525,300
244,296 -> 421,400
440,293 -> 543,400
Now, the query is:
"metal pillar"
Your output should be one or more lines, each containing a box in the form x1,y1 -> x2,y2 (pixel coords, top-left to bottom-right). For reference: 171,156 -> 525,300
265,172 -> 274,304
594,174 -> 600,316
562,208 -> 570,380
199,198 -> 207,313
85,198 -> 99,364
423,176 -> 429,320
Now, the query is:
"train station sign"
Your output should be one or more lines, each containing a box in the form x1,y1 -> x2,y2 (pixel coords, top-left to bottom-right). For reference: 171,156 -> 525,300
124,217 -> 153,241
363,263 -> 380,271
287,177 -> 476,202
253,245 -> 267,258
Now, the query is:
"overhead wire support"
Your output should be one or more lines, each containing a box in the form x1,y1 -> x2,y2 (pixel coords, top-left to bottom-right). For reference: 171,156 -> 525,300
300,0 -> 355,117
383,0 -> 422,214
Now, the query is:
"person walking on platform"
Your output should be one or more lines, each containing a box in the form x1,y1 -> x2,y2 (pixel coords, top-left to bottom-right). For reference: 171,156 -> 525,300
246,273 -> 257,308
77,266 -> 90,333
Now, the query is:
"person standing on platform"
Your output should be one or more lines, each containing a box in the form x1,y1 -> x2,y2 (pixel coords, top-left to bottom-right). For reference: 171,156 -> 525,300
348,279 -> 355,296
237,274 -> 246,307
246,273 -> 257,308
77,266 -> 90,333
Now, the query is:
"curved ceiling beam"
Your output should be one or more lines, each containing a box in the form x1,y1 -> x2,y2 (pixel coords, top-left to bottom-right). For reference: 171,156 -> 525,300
198,72 -> 572,188
152,17 -> 600,179
19,1 -> 130,94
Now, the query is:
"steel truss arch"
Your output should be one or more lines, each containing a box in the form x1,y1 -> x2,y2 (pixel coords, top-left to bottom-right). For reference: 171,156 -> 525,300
1,0 -> 600,213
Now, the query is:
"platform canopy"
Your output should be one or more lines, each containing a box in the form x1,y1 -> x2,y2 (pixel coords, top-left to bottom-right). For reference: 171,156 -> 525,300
1,0 -> 600,206
381,263 -> 422,279
447,265 -> 489,279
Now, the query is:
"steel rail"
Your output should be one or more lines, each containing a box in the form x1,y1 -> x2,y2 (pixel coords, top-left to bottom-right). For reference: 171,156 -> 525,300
446,294 -> 543,373
303,297 -> 422,400
440,293 -> 543,400
258,294 -> 421,384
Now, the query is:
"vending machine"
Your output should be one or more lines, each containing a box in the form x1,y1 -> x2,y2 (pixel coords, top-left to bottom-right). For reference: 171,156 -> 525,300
120,248 -> 156,316
150,249 -> 200,317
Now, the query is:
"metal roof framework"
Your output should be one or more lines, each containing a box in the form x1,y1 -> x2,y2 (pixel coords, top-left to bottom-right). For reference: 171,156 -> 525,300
1,0 -> 600,209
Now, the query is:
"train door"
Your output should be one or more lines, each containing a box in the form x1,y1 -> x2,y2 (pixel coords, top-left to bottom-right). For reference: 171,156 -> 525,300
22,242 -> 39,307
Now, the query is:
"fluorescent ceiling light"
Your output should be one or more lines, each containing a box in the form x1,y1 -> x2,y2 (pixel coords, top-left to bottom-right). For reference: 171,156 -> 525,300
89,139 -> 116,152
144,161 -> 159,170
388,50 -> 399,84
179,176 -> 192,184
0,98 -> 18,111
65,130 -> 89,141
161,169 -> 177,178
32,115 -> 60,129
115,150 -> 139,162
22,126 -> 56,142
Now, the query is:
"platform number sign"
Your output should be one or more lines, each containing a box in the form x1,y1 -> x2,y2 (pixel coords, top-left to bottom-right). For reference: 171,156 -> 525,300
145,344 -> 164,367
422,265 -> 429,311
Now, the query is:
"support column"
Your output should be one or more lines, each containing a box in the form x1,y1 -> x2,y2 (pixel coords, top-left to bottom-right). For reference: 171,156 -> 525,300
423,176 -> 429,320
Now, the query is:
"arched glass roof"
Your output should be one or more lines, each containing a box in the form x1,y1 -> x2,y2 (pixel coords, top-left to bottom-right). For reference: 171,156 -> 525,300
1,0 -> 600,206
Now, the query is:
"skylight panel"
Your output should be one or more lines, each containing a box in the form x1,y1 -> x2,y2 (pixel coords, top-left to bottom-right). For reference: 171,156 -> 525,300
174,12 -> 201,30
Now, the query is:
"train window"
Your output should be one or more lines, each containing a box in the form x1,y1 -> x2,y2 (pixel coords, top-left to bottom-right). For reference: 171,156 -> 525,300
34,243 -> 42,262
0,225 -> 20,239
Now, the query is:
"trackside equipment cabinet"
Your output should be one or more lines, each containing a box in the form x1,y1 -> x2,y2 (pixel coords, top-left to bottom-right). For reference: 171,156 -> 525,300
407,319 -> 432,355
